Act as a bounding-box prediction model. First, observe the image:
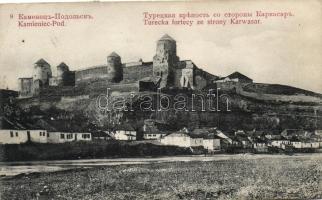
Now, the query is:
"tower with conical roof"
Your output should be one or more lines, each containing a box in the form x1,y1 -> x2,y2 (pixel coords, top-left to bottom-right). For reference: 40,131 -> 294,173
32,58 -> 52,94
153,34 -> 179,88
107,52 -> 123,82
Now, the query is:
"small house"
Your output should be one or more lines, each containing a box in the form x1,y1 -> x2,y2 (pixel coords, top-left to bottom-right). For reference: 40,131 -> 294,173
203,135 -> 221,152
142,119 -> 168,140
47,132 -> 76,143
113,124 -> 137,141
0,129 -> 29,144
0,118 -> 48,144
252,136 -> 268,152
160,132 -> 192,147
143,132 -> 167,140
281,129 -> 311,140
191,128 -> 221,151
74,132 -> 92,141
268,135 -> 290,149
92,131 -> 113,140
235,134 -> 252,148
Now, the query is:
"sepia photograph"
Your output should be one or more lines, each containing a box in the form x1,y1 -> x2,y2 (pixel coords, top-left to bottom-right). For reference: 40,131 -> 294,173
0,1 -> 322,199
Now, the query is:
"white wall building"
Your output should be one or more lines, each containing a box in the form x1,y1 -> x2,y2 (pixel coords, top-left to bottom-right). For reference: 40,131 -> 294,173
203,138 -> 221,151
47,132 -> 92,143
74,132 -> 92,141
0,129 -> 48,144
29,130 -> 48,143
143,133 -> 166,140
160,132 -> 192,147
114,130 -> 137,141
0,130 -> 29,144
47,132 -> 75,143
160,132 -> 203,148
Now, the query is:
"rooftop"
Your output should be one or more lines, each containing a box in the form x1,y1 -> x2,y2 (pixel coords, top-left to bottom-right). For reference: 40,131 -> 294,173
108,52 -> 120,58
227,71 -> 252,81
159,34 -> 175,42
35,58 -> 49,66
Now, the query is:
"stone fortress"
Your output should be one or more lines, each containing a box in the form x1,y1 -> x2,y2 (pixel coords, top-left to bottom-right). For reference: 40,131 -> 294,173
18,34 -> 249,98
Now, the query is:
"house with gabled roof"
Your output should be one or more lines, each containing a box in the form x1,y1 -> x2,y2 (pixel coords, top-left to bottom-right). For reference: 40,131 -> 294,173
112,124 -> 136,141
142,119 -> 167,140
251,136 -> 269,152
0,117 -> 47,144
281,129 -> 311,140
267,135 -> 290,149
191,128 -> 221,151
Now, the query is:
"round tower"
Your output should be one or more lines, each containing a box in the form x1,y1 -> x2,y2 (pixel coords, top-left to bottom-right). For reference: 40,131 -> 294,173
33,58 -> 52,86
56,62 -> 69,86
153,34 -> 179,88
107,52 -> 123,83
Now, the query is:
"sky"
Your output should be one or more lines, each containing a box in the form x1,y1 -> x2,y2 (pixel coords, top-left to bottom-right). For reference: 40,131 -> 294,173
0,0 -> 321,93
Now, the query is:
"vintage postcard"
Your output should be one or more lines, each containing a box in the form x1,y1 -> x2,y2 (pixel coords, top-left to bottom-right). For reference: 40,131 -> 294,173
0,0 -> 322,199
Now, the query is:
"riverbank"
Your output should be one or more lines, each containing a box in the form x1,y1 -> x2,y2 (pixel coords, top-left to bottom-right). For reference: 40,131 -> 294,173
1,154 -> 321,200
1,141 -> 321,162
0,141 -> 197,162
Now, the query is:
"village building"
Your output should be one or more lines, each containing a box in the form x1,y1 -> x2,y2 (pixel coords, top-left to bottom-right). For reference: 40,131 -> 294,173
74,132 -> 92,141
91,131 -> 113,140
160,132 -> 192,147
46,132 -> 92,143
290,136 -> 319,149
191,128 -> 222,151
281,129 -> 311,140
228,130 -> 252,148
215,130 -> 233,144
251,136 -> 268,153
160,127 -> 203,148
0,117 -> 48,144
142,119 -> 167,140
0,129 -> 29,144
267,135 -> 290,149
160,131 -> 203,148
112,124 -> 137,141
144,132 -> 167,140
29,130 -> 48,143
235,135 -> 252,148
0,129 -> 48,144
47,132 -> 76,143
202,135 -> 221,152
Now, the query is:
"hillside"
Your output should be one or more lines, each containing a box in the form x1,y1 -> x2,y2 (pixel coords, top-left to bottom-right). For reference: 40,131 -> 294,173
8,82 -> 321,137
243,83 -> 322,97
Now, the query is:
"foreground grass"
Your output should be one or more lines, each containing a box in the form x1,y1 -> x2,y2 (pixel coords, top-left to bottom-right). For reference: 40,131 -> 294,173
1,155 -> 322,200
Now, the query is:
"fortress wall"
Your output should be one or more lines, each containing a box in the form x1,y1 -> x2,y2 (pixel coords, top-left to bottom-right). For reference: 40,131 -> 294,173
194,67 -> 218,90
19,78 -> 33,98
216,82 -> 242,92
173,68 -> 194,88
123,64 -> 153,82
75,66 -> 110,84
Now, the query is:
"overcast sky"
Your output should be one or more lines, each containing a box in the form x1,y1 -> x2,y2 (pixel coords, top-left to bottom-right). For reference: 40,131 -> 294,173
0,1 -> 321,93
